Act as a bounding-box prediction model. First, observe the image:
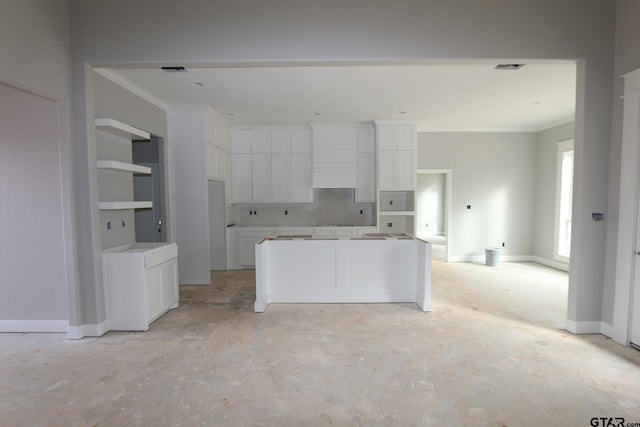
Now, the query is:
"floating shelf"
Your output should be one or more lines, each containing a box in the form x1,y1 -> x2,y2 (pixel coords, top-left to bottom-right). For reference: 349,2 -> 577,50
95,118 -> 150,140
97,160 -> 151,174
99,201 -> 153,210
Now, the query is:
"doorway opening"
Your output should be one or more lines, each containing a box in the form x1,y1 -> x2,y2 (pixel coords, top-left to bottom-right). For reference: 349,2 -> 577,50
133,135 -> 167,242
416,169 -> 452,261
208,180 -> 227,271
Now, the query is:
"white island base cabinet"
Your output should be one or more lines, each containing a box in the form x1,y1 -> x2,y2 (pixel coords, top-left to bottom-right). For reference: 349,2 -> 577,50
103,243 -> 179,331
254,237 -> 431,312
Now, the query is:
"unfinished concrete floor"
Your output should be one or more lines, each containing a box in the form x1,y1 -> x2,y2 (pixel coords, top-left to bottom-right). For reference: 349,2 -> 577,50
2,261 -> 640,426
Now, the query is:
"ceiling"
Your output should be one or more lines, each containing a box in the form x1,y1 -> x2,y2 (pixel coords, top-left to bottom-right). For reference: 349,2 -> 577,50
106,62 -> 577,132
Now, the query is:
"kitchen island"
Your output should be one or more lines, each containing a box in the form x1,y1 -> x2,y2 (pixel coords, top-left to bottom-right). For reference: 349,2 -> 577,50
254,233 -> 431,312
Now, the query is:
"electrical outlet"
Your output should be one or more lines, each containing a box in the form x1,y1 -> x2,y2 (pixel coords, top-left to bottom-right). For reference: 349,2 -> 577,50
502,242 -> 505,247
122,220 -> 126,228
107,221 -> 111,230
387,222 -> 392,228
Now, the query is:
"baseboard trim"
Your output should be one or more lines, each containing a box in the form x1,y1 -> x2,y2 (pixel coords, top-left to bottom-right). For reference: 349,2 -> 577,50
530,256 -> 570,272
600,322 -> 614,338
0,319 -> 68,333
564,319 -> 603,334
446,254 -> 570,271
66,320 -> 110,339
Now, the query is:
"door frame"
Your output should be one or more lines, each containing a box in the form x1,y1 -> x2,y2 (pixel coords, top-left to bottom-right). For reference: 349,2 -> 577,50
416,168 -> 452,262
611,68 -> 640,346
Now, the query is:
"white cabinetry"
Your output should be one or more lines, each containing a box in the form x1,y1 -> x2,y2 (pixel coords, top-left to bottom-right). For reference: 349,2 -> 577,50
103,243 -> 179,331
238,228 -> 276,267
356,124 -> 375,203
375,122 -> 417,235
311,124 -> 358,188
376,122 -> 416,191
206,109 -> 229,182
231,126 -> 312,203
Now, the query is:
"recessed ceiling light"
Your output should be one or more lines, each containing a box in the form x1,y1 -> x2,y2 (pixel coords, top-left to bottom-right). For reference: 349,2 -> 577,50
534,100 -> 542,104
398,111 -> 407,115
494,64 -> 525,70
191,82 -> 204,87
228,112 -> 235,116
314,112 -> 321,116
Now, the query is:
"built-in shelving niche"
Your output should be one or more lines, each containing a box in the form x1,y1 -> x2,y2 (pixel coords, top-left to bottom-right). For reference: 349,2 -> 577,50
95,118 -> 152,211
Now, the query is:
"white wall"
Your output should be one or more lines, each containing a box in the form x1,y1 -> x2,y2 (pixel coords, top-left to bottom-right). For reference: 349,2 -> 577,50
68,0 -> 615,331
417,132 -> 536,260
0,0 -> 75,331
533,122 -> 575,263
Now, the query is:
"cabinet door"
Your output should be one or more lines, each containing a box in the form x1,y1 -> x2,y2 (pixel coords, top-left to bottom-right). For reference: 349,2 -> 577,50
396,150 -> 415,190
291,152 -> 312,202
231,153 -> 252,202
160,259 -> 178,308
251,153 -> 272,202
145,265 -> 164,322
231,129 -> 252,153
239,235 -> 264,266
377,126 -> 396,150
271,153 -> 290,202
271,129 -> 290,153
378,150 -> 396,190
207,144 -> 226,181
251,129 -> 271,153
396,125 -> 415,150
216,150 -> 227,182
356,151 -> 374,202
291,128 -> 312,153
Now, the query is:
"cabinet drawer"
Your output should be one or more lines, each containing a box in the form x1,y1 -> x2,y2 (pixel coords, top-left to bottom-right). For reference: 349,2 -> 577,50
144,244 -> 178,269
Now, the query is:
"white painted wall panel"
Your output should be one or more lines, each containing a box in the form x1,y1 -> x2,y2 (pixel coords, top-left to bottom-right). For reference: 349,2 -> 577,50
0,83 -> 69,324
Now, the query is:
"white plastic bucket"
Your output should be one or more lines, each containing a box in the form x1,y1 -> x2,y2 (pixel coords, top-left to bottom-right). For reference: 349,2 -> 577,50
485,247 -> 501,267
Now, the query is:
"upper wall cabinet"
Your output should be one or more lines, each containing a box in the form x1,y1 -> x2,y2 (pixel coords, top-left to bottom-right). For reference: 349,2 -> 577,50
230,126 -> 312,203
311,124 -> 358,188
355,124 -> 375,203
376,121 -> 417,191
206,109 -> 229,182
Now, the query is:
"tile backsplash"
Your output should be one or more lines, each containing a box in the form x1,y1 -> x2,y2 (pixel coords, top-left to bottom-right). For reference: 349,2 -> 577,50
233,189 -> 373,226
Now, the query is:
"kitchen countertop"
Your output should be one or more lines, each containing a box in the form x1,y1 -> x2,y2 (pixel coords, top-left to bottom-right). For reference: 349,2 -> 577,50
263,232 -> 416,241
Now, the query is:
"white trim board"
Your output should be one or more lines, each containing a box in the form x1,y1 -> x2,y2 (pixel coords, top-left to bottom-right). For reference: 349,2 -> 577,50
0,320 -> 68,333
564,319 -> 604,335
444,254 -> 569,272
66,320 -> 110,339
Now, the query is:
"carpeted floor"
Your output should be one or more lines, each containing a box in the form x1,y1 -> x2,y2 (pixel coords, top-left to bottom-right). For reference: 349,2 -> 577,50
1,261 -> 639,426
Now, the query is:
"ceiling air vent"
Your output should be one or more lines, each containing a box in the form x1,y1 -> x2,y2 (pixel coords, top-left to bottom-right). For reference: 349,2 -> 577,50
161,66 -> 187,73
494,64 -> 525,70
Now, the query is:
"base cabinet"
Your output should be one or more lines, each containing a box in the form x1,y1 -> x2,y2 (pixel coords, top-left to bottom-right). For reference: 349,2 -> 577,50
103,243 -> 179,331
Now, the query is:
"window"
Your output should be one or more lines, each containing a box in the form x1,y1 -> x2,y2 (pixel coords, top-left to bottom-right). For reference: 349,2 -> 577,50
555,139 -> 574,261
